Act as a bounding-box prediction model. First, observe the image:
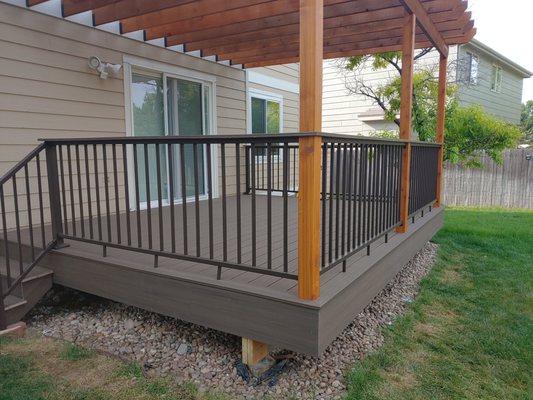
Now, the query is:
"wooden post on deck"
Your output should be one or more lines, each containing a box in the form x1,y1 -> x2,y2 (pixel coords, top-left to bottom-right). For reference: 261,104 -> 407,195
396,13 -> 416,234
435,54 -> 447,207
298,0 -> 323,300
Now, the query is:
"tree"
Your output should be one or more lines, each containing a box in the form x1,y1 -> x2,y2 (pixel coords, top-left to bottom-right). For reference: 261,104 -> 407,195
520,100 -> 533,144
338,50 -> 521,165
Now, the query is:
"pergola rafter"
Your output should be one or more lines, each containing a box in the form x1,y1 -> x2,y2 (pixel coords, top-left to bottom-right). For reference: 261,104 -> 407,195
26,0 -> 474,68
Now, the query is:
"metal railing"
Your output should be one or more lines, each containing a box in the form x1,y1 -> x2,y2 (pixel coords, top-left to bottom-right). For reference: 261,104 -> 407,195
1,133 -> 441,327
409,143 -> 440,217
0,143 -> 58,329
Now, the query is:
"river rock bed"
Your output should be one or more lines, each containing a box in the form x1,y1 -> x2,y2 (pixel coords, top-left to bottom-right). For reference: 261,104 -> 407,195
26,242 -> 438,400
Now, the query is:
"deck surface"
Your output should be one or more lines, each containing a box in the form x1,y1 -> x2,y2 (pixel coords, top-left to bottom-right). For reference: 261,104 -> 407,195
2,195 -> 443,355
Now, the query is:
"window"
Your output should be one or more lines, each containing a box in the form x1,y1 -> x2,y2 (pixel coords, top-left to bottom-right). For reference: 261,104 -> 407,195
491,65 -> 503,92
124,57 -> 215,208
248,89 -> 282,157
464,52 -> 479,84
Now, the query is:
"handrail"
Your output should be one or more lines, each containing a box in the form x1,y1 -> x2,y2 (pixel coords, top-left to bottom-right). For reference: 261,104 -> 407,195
0,142 -> 56,329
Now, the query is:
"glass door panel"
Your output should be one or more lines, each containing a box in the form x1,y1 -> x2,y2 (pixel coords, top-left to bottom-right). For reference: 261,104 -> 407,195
167,78 -> 207,198
131,73 -> 168,205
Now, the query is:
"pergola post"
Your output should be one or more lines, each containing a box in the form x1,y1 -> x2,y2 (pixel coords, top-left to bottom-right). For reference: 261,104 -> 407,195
435,54 -> 447,207
298,0 -> 323,300
396,13 -> 416,234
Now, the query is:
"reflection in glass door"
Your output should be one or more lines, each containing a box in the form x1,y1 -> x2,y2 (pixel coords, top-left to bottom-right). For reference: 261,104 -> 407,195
167,77 -> 209,198
130,69 -> 211,208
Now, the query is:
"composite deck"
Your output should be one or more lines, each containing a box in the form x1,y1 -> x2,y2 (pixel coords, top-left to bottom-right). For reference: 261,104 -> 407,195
2,195 -> 443,355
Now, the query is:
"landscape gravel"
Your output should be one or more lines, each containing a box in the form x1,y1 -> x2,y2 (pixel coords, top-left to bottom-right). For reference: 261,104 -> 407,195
27,241 -> 438,400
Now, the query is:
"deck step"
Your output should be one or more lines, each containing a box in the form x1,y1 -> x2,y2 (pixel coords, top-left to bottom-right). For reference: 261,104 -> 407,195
1,256 -> 53,326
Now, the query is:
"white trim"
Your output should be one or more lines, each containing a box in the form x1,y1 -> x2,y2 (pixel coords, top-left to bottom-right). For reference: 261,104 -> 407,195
246,70 -> 299,94
123,54 -> 217,83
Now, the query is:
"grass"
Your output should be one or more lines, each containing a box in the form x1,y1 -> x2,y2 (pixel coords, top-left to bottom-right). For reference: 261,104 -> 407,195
0,335 -> 226,400
345,208 -> 533,400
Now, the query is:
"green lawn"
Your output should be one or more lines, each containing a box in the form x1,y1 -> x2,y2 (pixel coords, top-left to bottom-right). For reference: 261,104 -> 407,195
346,208 -> 533,400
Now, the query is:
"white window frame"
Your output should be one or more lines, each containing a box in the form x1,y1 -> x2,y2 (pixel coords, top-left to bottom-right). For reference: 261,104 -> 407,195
123,55 -> 218,210
465,51 -> 479,85
246,88 -> 284,163
491,64 -> 503,93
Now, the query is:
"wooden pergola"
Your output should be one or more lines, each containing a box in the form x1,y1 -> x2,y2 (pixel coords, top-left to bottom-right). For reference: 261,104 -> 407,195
26,0 -> 475,364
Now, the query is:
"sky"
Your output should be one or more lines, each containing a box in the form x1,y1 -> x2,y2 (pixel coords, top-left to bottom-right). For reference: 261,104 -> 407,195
468,0 -> 533,102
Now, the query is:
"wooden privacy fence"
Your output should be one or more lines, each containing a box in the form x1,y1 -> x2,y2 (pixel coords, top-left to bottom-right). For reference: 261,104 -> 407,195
443,149 -> 532,209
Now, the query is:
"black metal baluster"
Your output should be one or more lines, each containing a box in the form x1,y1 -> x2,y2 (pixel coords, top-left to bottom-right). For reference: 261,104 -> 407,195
352,143 -> 359,249
284,142 -> 290,272
179,143 -> 188,255
58,146 -> 68,235
122,144 -> 131,246
267,143 -> 272,269
220,144 -> 227,261
206,143 -> 214,260
334,143 -> 341,259
75,145 -> 85,238
328,142 -> 334,263
235,143 -> 242,264
93,144 -> 103,243
36,155 -> 46,248
321,142 -> 327,268
144,143 -> 152,250
156,143 -> 163,253
102,144 -> 112,245
193,143 -> 200,257
112,144 -> 121,244
251,143 -> 257,266
12,176 -> 23,274
67,145 -> 76,236
133,144 -> 142,247
167,144 -> 176,253
0,186 -> 11,284
346,144 -> 353,253
84,145 -> 94,239
24,164 -> 34,260
341,143 -> 348,258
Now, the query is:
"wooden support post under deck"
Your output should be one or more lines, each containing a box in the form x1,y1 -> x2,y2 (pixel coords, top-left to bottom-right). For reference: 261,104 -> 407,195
435,54 -> 447,207
298,0 -> 323,300
396,13 -> 416,234
242,337 -> 269,366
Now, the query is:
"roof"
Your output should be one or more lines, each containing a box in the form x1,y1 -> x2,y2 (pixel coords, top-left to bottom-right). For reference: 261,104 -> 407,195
23,0 -> 476,68
463,39 -> 532,78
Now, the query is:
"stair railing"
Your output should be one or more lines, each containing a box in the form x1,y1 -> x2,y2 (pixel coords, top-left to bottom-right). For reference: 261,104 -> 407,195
0,143 -> 58,329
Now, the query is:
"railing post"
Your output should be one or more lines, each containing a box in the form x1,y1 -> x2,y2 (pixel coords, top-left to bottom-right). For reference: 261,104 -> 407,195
396,13 -> 416,234
435,54 -> 447,207
45,144 -> 65,247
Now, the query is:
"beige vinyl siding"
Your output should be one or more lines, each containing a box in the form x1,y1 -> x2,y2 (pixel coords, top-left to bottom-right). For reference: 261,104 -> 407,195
0,2 -> 248,228
456,44 -> 524,124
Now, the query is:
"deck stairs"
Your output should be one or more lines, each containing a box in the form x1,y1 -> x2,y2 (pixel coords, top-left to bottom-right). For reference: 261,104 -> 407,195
1,257 -> 53,326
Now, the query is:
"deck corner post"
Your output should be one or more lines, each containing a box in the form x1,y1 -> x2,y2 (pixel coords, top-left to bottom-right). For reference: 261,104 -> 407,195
45,144 -> 65,247
242,337 -> 269,366
298,0 -> 323,300
435,54 -> 448,208
396,13 -> 416,234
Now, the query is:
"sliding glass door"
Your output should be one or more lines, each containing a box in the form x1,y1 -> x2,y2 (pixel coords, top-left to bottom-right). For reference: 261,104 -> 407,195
130,69 -> 212,208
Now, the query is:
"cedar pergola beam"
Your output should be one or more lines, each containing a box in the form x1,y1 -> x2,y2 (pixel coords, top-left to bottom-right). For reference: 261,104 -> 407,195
205,16 -> 472,61
242,27 -> 474,68
401,0 -> 449,56
232,27 -> 474,67
190,6 -> 469,56
164,0 -> 458,47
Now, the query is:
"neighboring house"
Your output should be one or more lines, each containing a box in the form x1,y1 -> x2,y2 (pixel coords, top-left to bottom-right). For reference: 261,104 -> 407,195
323,39 -> 532,136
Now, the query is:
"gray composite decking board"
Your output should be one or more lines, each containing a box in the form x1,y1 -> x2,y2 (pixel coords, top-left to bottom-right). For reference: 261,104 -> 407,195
1,195 -> 441,355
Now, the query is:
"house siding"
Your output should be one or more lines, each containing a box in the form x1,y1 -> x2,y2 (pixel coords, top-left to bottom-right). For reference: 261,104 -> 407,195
0,2 -> 297,228
456,43 -> 524,125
